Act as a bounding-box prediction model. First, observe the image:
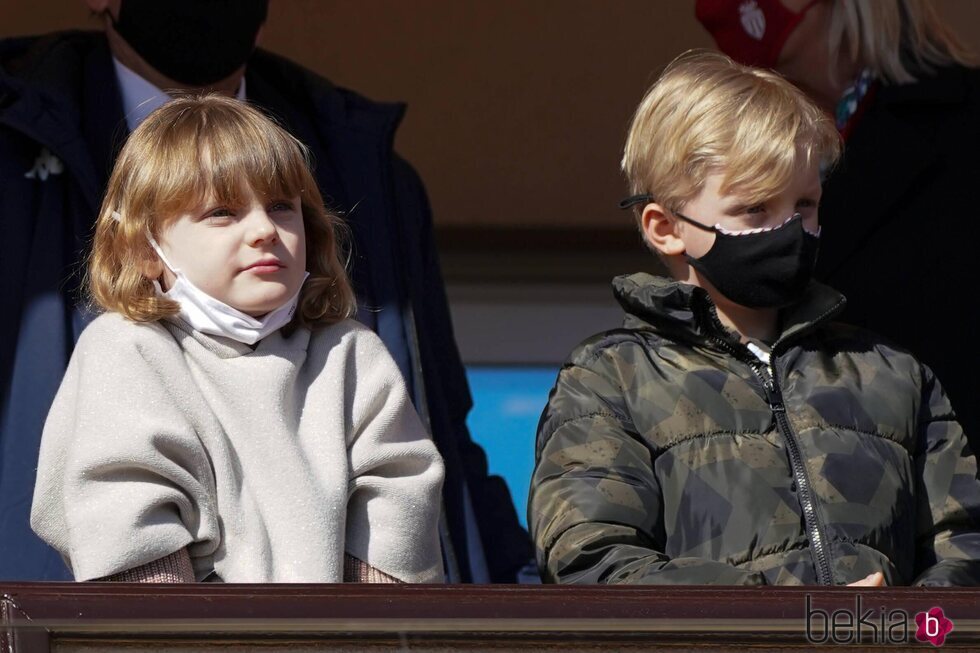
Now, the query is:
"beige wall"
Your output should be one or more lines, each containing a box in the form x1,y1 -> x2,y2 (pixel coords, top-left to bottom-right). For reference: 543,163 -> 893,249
5,1 -> 980,232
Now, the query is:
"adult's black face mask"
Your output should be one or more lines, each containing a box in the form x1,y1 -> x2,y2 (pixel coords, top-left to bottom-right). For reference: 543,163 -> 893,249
677,211 -> 820,309
112,0 -> 269,86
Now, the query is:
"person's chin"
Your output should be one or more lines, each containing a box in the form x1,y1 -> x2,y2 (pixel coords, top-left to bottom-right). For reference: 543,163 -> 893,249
236,293 -> 290,318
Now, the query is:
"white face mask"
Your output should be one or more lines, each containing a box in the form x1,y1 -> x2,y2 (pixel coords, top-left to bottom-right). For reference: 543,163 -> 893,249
113,211 -> 307,345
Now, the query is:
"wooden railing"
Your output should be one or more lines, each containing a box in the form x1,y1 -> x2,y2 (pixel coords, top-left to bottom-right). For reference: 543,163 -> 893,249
2,583 -> 979,651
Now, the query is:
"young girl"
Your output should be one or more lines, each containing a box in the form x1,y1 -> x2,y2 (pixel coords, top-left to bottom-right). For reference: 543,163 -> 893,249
30,94 -> 445,584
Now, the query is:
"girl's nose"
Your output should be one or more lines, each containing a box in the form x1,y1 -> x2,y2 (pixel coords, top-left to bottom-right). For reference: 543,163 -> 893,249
246,207 -> 278,246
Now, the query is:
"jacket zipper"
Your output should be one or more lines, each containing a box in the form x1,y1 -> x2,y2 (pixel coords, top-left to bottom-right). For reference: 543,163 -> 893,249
706,333 -> 835,585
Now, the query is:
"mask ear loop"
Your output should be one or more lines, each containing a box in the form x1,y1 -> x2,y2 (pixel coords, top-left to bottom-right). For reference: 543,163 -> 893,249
112,210 -> 180,274
618,195 -> 722,234
617,194 -> 654,210
671,211 -> 719,233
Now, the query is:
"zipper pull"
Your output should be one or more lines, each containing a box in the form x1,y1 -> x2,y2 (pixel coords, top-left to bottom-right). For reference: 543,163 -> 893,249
766,382 -> 785,412
754,366 -> 785,412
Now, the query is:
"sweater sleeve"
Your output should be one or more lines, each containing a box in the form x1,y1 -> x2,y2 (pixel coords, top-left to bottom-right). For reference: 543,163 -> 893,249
530,343 -> 766,585
912,364 -> 980,586
99,548 -> 195,583
343,327 -> 445,583
343,553 -> 402,583
30,316 -> 219,581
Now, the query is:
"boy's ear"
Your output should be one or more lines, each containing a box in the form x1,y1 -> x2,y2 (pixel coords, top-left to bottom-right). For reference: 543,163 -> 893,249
641,203 -> 686,256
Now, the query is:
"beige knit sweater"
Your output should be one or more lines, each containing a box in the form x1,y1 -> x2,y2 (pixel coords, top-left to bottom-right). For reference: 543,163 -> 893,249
31,313 -> 445,583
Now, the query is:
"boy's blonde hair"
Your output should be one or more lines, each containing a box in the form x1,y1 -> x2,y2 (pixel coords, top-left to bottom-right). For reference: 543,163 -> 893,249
622,51 -> 840,226
88,94 -> 356,327
828,0 -> 973,85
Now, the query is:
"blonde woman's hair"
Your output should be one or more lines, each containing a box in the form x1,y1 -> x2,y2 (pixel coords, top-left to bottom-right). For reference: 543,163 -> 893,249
828,0 -> 973,84
622,51 -> 840,229
88,93 -> 356,327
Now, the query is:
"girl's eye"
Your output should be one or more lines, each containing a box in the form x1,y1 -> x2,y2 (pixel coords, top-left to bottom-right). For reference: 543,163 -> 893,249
203,207 -> 235,224
797,199 -> 818,209
745,204 -> 766,215
269,200 -> 296,213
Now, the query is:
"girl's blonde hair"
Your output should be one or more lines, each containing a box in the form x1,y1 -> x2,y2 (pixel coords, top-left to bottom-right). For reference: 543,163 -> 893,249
622,51 -> 840,224
88,93 -> 356,327
828,0 -> 973,85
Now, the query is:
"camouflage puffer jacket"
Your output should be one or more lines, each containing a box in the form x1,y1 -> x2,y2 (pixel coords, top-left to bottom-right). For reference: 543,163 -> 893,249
530,273 -> 980,586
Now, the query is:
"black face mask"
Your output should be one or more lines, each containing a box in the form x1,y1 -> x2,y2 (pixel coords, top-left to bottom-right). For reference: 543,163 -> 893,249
112,0 -> 269,86
676,211 -> 820,308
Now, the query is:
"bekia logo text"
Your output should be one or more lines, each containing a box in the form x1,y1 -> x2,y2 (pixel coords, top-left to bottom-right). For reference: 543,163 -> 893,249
806,595 -> 954,646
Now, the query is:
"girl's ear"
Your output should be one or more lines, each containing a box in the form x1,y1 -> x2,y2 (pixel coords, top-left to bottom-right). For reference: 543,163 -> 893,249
140,256 -> 163,281
641,202 -> 686,256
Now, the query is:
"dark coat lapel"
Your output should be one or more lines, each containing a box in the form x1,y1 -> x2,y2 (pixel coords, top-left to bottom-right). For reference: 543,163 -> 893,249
817,68 -> 968,279
818,91 -> 937,278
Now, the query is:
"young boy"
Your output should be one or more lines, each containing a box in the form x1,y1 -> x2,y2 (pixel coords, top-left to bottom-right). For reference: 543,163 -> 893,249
528,51 -> 980,586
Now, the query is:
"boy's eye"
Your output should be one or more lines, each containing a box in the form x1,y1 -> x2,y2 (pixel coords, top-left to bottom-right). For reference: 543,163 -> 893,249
797,199 -> 818,209
745,204 -> 766,214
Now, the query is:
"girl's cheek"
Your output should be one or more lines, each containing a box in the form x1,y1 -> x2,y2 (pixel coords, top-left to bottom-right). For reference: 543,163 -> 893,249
292,234 -> 308,271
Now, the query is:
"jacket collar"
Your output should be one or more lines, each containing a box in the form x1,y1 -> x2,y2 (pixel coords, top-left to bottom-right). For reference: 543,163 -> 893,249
876,65 -> 970,108
613,273 -> 846,352
245,48 -> 406,159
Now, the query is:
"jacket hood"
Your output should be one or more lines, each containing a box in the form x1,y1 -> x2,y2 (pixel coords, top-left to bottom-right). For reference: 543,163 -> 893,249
612,272 -> 847,350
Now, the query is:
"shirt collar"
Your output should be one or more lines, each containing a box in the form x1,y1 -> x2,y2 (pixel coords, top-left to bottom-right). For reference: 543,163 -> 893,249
112,58 -> 247,132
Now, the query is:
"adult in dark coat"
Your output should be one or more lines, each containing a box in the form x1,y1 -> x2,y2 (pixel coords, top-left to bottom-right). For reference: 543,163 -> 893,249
0,1 -> 532,582
697,0 -> 979,454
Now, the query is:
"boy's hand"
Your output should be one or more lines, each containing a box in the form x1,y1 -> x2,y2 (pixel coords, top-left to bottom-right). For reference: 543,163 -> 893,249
847,572 -> 885,587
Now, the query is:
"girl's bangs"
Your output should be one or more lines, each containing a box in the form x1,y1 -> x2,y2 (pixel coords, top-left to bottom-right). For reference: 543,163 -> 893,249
155,105 -> 310,217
